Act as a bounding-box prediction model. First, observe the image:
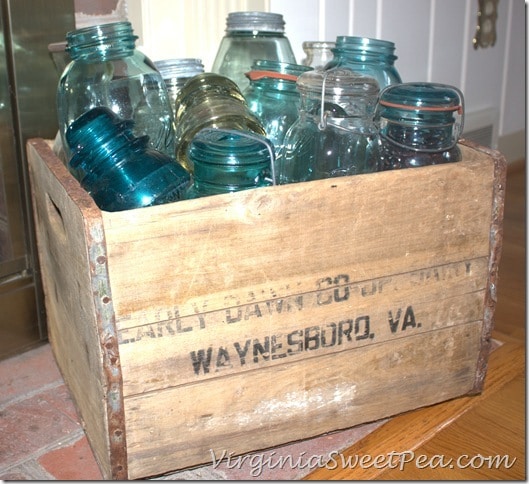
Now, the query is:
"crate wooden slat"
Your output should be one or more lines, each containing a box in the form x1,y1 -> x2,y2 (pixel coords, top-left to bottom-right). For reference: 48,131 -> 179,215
27,138 -> 505,480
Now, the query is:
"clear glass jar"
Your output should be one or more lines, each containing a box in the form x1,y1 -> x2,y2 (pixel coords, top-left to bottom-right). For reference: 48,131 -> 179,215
153,58 -> 205,117
66,106 -> 190,212
211,11 -> 297,92
57,21 -> 175,162
376,82 -> 464,170
324,36 -> 402,89
243,60 -> 312,174
185,128 -> 274,199
173,72 -> 266,173
280,68 -> 380,184
301,41 -> 335,69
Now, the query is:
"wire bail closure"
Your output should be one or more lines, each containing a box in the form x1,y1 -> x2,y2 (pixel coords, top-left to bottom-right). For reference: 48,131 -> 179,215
220,129 -> 277,186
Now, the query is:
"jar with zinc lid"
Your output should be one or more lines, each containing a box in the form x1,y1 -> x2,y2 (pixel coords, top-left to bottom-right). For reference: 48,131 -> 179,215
279,68 -> 380,184
66,106 -> 190,212
173,72 -> 266,172
324,36 -> 401,89
57,21 -> 175,162
211,11 -> 297,92
376,82 -> 464,170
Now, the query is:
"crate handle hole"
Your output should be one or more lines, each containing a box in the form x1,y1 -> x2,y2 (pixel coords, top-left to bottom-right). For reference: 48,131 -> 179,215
46,194 -> 68,242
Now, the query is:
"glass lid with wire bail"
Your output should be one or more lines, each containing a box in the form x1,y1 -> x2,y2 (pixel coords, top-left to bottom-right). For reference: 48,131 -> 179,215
296,67 -> 380,121
376,82 -> 465,170
279,68 -> 381,183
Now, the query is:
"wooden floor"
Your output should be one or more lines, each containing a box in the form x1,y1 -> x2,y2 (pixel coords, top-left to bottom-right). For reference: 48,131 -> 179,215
307,158 -> 526,480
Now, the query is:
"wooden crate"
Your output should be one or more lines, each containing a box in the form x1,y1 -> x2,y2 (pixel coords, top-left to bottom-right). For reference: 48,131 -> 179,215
27,138 -> 505,480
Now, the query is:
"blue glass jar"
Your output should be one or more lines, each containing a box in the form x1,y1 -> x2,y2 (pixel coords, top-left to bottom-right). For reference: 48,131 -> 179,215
243,60 -> 312,173
66,106 -> 190,212
185,128 -> 274,199
324,36 -> 401,89
153,58 -> 205,117
212,11 -> 297,92
57,21 -> 175,161
280,68 -> 380,184
173,73 -> 266,173
376,82 -> 464,170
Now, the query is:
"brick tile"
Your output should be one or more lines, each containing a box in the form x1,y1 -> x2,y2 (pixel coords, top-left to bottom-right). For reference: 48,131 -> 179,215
0,468 -> 32,480
0,344 -> 63,407
40,383 -> 82,424
0,461 -> 55,481
0,392 -> 81,468
38,435 -> 103,480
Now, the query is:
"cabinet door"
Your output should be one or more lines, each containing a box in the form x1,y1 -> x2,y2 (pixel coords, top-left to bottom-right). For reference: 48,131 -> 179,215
0,0 -> 75,360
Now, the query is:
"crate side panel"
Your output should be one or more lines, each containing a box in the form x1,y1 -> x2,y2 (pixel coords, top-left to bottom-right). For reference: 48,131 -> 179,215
124,321 -> 483,479
27,140 -> 114,477
118,257 -> 488,395
103,145 -> 495,331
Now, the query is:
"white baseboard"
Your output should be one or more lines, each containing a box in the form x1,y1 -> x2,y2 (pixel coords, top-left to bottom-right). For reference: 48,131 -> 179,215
498,130 -> 526,163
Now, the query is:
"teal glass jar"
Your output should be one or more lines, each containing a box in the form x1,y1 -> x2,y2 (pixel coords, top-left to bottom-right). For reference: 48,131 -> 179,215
376,82 -> 464,170
57,21 -> 175,161
280,68 -> 380,184
324,36 -> 402,88
66,106 -> 190,212
243,60 -> 312,173
173,73 -> 266,173
211,11 -> 297,92
185,128 -> 274,199
153,58 -> 205,117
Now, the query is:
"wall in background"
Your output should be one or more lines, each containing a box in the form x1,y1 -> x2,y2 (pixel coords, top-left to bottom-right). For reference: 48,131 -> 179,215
267,0 -> 525,162
78,0 -> 525,162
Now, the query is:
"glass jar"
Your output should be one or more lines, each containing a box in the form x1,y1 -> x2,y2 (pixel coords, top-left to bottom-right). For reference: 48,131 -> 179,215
280,68 -> 380,184
173,72 -> 266,172
185,128 -> 274,199
153,58 -> 205,117
243,60 -> 312,174
57,21 -> 175,162
211,11 -> 297,92
376,82 -> 465,170
324,36 -> 402,89
301,41 -> 335,69
65,106 -> 190,212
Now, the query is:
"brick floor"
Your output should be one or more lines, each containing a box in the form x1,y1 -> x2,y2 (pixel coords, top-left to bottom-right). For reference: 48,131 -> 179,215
0,342 -> 388,480
0,343 -> 99,481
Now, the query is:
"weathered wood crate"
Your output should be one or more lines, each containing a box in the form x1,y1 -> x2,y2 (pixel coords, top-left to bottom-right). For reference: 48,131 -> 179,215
27,138 -> 505,480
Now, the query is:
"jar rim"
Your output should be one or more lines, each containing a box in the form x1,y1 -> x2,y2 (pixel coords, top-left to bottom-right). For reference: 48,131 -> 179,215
226,11 -> 286,33
154,58 -> 204,79
379,82 -> 464,112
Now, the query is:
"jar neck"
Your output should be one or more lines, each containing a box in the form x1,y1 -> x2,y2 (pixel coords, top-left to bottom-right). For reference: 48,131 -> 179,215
66,21 -> 137,61
189,129 -> 273,192
248,76 -> 299,95
332,48 -> 397,66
